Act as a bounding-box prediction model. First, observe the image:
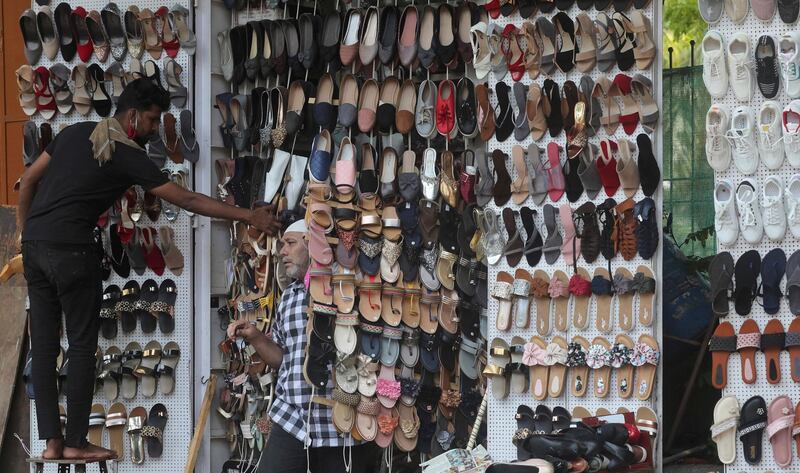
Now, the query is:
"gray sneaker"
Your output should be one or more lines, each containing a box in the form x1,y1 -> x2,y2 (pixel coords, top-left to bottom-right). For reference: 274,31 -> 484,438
698,0 -> 725,23
415,80 -> 437,139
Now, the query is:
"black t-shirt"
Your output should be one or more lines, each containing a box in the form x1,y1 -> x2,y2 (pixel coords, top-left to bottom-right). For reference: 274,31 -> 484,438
23,122 -> 170,244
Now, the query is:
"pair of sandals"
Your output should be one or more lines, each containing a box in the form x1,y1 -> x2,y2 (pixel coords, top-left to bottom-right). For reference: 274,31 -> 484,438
711,249 -> 792,318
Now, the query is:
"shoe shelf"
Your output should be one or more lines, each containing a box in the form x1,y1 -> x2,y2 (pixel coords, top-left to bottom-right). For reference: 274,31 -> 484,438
484,1 -> 663,466
24,0 -> 196,471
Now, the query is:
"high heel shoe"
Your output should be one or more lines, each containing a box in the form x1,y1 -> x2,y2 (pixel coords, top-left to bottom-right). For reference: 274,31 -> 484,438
501,24 -> 525,82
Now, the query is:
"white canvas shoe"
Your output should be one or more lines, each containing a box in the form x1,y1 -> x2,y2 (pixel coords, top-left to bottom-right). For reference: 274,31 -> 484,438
706,104 -> 732,171
702,31 -> 729,99
780,33 -> 800,98
728,106 -> 759,174
724,0 -> 749,22
736,179 -> 763,244
727,32 -> 752,102
785,101 -> 800,168
757,101 -> 785,169
714,180 -> 739,246
786,175 -> 800,238
762,176 -> 787,241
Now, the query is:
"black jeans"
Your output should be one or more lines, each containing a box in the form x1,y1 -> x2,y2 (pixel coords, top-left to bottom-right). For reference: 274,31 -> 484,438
23,240 -> 102,448
257,425 -> 380,473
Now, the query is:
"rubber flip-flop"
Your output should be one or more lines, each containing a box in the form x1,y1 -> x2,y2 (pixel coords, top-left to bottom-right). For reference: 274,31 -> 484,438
709,321 -> 736,390
761,248 -> 786,315
734,250 -> 761,316
737,319 -> 761,384
710,251 -> 734,317
739,395 -> 767,465
763,318 -> 786,384
788,250 -> 800,315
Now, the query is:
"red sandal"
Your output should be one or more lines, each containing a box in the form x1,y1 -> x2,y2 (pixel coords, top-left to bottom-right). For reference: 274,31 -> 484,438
501,24 -> 526,82
155,7 -> 180,58
614,73 -> 640,136
141,227 -> 166,276
597,139 -> 621,197
33,67 -> 57,120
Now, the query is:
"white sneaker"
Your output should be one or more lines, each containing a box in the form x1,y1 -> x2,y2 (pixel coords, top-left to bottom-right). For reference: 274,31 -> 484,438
762,176 -> 787,241
785,174 -> 800,237
727,32 -> 752,102
780,33 -> 800,98
706,104 -> 732,171
703,31 -> 729,98
785,101 -> 800,168
727,106 -> 759,174
724,0 -> 749,22
736,179 -> 763,244
757,101 -> 785,169
714,180 -> 739,246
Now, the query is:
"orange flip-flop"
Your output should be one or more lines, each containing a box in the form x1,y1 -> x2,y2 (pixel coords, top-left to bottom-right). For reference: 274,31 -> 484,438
709,322 -> 736,390
763,318 -> 786,384
737,319 -> 760,385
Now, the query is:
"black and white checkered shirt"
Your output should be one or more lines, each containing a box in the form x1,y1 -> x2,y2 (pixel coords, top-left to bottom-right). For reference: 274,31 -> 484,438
268,280 -> 350,447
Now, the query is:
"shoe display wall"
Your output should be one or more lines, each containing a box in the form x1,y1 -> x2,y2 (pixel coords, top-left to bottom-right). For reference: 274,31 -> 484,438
702,0 -> 800,469
21,1 -> 197,471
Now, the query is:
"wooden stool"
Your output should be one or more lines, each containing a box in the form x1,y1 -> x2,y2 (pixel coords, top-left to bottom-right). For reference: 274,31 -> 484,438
25,458 -> 117,473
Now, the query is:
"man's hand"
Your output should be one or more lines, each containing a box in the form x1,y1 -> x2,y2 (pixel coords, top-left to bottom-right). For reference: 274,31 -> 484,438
226,319 -> 263,342
248,205 -> 281,236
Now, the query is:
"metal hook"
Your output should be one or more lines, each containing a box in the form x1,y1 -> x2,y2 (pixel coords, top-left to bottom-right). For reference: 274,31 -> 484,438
201,375 -> 210,385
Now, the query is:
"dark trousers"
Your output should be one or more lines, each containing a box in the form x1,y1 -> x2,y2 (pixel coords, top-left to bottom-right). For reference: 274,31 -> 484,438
258,425 -> 380,473
23,240 -> 102,448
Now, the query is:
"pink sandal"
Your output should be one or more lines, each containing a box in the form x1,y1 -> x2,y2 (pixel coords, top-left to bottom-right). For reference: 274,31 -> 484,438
560,204 -> 581,265
545,142 -> 565,202
308,221 -> 333,265
768,395 -> 794,467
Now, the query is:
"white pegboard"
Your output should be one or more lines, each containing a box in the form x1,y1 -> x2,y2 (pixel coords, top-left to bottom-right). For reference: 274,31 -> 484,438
484,3 -> 662,464
710,9 -> 800,472
26,1 -> 196,471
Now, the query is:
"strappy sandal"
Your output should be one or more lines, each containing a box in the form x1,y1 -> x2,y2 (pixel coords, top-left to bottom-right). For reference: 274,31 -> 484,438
470,23 -> 492,80
610,12 -> 636,71
140,9 -> 162,59
535,17 -> 557,76
614,74 -> 640,135
628,11 -> 655,70
528,145 -> 549,205
575,13 -> 597,73
125,6 -> 144,59
520,207 -> 543,266
594,14 -> 617,72
48,64 -> 73,114
16,65 -> 37,117
527,84 -> 548,141
593,75 -> 622,135
542,204 -> 562,265
632,74 -> 659,133
511,145 -> 530,204
33,67 -> 57,120
164,58 -> 187,108
521,22 -> 541,80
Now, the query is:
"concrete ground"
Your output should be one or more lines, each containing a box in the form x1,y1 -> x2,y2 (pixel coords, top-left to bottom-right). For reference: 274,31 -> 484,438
665,466 -> 721,473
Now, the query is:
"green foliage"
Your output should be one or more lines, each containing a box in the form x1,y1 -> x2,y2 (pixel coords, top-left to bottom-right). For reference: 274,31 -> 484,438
664,0 -> 707,67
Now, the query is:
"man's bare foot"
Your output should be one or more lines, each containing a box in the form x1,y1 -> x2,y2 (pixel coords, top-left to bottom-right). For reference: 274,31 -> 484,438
62,443 -> 117,462
42,438 -> 63,460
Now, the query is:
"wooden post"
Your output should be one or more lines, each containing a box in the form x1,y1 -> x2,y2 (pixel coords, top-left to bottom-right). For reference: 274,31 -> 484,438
183,374 -> 218,473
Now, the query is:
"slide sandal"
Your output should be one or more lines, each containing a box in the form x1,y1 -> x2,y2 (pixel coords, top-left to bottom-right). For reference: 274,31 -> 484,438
613,334 -> 635,399
154,279 -> 178,334
636,406 -> 659,440
709,322 -> 735,389
138,279 -> 160,333
739,395 -> 767,465
546,336 -> 568,398
510,336 -> 529,394
614,267 -> 636,331
533,269 -> 552,335
527,336 -> 550,401
484,338 -> 510,399
570,268 -> 592,330
737,319 -> 760,384
88,404 -> 106,446
551,270 -> 570,332
593,267 -> 614,333
157,341 -> 181,395
568,336 -> 590,397
105,403 -> 127,460
145,403 -> 168,458
121,342 -> 142,399
768,395 -> 794,467
587,337 -> 612,398
631,334 -> 660,400
118,280 -> 140,333
512,268 -> 533,329
636,265 -> 656,326
128,406 -> 147,464
763,318 -> 786,384
493,271 -> 515,331
137,340 -> 162,397
711,396 -> 739,465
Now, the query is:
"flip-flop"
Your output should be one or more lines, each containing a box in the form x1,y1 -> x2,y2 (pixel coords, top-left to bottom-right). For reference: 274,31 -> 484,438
509,336 -> 529,394
106,402 -> 127,460
587,337 -> 612,398
493,271 -> 515,331
613,334 -> 635,399
309,262 -> 334,305
614,267 -> 636,332
512,268 -> 533,329
358,274 -> 383,322
419,288 -> 441,335
762,248 -> 786,315
332,267 -> 357,314
764,318 -> 786,384
334,312 -> 359,355
788,250 -> 800,316
593,267 -> 614,333
737,319 -> 761,384
711,396 -> 739,465
734,250 -> 761,316
128,406 -> 147,464
438,289 -> 459,335
636,266 -> 656,326
768,395 -> 794,467
789,318 -> 800,383
527,336 -> 550,401
568,336 -> 590,397
532,270 -> 552,336
551,270 -> 570,332
709,321 -> 736,389
546,336 -> 568,398
739,395 -> 767,465
710,251 -> 734,317
145,403 -> 168,458
632,334 -> 659,400
570,268 -> 592,330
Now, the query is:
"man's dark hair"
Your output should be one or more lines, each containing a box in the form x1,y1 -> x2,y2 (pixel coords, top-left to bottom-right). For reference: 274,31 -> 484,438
116,78 -> 170,114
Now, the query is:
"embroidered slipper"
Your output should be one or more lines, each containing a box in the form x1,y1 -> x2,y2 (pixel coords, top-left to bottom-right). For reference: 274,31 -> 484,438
381,280 -> 404,326
507,336 -> 529,394
526,336 -> 550,401
631,334 -> 659,400
546,336 -> 569,398
788,318 -> 800,383
551,270 -> 570,332
512,268 -> 533,329
711,396 -> 739,465
484,338 -> 510,399
768,395 -> 794,467
738,319 -> 761,385
570,268 -> 592,330
127,406 -> 147,464
739,395 -> 767,465
106,402 -> 127,459
614,267 -> 636,331
593,267 -> 614,333
611,334 -> 635,399
88,404 -> 106,447
157,341 -> 180,395
332,267 -> 356,314
532,269 -> 552,336
636,265 -> 656,326
709,321 -> 736,390
763,318 -> 786,384
587,337 -> 612,398
419,288 -> 441,335
493,271 -> 515,331
358,274 -> 382,322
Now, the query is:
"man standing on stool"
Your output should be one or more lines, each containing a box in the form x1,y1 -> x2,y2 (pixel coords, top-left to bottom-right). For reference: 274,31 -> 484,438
17,79 -> 280,461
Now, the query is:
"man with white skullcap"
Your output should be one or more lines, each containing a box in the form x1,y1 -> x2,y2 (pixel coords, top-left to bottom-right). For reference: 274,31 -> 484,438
227,219 -> 377,472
